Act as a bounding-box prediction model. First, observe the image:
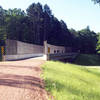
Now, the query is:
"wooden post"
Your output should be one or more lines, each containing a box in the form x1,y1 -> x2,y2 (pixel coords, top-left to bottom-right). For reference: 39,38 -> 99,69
1,46 -> 5,61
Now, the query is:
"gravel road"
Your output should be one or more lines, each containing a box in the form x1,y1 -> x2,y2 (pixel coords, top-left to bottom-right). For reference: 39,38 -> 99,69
0,58 -> 48,100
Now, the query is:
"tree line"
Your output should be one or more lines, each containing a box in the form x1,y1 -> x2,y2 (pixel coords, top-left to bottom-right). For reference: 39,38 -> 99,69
0,2 -> 100,54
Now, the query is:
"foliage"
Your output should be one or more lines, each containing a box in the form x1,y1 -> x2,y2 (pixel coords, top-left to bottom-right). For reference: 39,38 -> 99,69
42,61 -> 100,100
70,26 -> 98,54
0,6 -> 6,46
74,54 -> 100,66
92,0 -> 100,4
96,33 -> 100,52
78,27 -> 97,54
26,3 -> 73,46
0,3 -> 99,54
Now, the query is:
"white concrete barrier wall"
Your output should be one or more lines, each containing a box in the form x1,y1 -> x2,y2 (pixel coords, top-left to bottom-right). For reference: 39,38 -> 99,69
4,54 -> 44,61
5,40 -> 44,61
17,41 -> 44,54
5,39 -> 17,55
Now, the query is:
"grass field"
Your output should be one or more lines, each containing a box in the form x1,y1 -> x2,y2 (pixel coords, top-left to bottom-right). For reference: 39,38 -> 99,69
42,61 -> 100,100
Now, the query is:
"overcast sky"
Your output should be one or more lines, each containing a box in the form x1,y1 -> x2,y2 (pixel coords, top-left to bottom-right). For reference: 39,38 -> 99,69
0,0 -> 100,32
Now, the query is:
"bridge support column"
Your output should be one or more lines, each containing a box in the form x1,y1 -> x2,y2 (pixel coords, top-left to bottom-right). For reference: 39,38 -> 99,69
44,41 -> 48,55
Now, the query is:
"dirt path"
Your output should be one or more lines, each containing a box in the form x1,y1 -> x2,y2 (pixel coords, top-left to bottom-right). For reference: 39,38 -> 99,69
0,58 -> 48,100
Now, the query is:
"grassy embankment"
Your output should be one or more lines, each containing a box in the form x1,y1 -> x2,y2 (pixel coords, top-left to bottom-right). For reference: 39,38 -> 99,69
42,54 -> 100,100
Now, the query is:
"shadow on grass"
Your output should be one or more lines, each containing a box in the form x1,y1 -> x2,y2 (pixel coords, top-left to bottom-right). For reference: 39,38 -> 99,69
81,67 -> 100,77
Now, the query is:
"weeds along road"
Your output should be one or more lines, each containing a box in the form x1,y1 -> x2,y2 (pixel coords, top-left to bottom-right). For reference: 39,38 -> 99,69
0,58 -> 48,100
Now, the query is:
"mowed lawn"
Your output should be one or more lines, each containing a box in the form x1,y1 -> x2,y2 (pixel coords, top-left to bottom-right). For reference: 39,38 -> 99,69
42,61 -> 100,100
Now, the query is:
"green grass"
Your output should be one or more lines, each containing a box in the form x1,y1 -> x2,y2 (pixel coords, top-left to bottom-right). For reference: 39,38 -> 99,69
74,54 -> 100,66
42,61 -> 100,100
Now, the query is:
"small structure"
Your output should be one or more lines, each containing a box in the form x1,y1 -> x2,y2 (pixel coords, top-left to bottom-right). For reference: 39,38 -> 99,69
44,41 -> 66,54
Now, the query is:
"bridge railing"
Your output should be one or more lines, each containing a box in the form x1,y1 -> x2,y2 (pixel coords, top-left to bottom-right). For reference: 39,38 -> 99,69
47,53 -> 78,60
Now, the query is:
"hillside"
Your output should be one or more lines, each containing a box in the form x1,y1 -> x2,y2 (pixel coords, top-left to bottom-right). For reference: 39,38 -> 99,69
42,61 -> 100,100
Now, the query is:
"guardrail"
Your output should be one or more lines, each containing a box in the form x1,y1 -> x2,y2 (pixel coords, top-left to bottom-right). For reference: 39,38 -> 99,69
47,53 -> 79,60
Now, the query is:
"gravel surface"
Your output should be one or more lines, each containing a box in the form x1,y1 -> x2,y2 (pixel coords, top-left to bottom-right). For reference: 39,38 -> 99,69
0,58 -> 48,100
